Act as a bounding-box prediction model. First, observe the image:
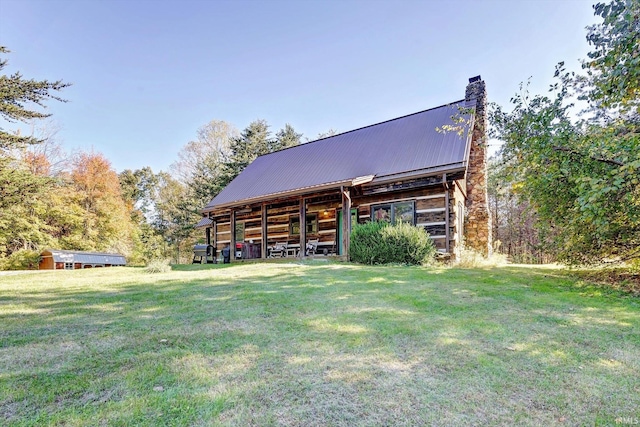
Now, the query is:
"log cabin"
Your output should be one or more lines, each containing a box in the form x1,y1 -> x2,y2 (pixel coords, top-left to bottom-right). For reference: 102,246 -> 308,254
197,76 -> 491,261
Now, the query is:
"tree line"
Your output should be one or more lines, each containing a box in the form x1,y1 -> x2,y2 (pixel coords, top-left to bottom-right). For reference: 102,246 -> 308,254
0,47 -> 306,267
487,0 -> 639,266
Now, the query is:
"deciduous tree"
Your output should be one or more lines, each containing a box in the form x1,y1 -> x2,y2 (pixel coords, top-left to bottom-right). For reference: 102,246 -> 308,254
581,0 -> 640,113
70,152 -> 134,253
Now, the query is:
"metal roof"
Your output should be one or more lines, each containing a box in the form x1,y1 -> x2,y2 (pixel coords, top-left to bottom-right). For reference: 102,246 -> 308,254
205,100 -> 474,211
42,250 -> 126,265
195,217 -> 214,228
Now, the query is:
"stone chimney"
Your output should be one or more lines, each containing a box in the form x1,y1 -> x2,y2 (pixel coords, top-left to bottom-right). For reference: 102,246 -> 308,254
464,76 -> 492,256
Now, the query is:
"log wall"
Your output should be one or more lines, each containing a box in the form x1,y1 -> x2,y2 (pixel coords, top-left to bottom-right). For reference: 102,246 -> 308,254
208,176 -> 466,257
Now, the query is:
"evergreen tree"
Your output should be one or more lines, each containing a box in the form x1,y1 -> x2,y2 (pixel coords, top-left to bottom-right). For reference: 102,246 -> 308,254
221,119 -> 273,186
0,47 -> 70,149
273,123 -> 302,151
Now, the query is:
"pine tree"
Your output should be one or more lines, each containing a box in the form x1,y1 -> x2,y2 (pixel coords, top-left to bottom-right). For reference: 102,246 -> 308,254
273,123 -> 302,151
0,46 -> 70,149
222,119 -> 273,186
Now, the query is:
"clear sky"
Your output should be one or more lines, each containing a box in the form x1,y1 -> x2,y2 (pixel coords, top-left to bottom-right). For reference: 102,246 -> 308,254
1,0 -> 595,173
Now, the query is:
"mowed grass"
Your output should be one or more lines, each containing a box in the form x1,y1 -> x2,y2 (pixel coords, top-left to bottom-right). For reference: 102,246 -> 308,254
1,262 -> 639,426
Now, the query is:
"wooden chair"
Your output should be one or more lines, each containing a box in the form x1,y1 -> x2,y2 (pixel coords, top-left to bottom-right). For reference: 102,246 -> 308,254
305,239 -> 319,256
269,242 -> 287,258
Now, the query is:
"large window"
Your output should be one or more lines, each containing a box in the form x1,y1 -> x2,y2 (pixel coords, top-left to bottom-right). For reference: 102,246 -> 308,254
235,221 -> 245,242
290,213 -> 318,236
372,201 -> 415,225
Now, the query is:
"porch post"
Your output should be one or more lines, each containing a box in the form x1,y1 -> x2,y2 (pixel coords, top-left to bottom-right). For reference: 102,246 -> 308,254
299,197 -> 306,257
206,227 -> 211,246
261,203 -> 267,259
230,209 -> 236,261
341,186 -> 351,259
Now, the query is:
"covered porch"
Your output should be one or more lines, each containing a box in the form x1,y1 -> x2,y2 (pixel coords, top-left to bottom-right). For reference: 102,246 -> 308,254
201,182 -> 359,262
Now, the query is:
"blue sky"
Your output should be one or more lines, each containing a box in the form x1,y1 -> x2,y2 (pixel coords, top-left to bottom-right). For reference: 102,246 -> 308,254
1,0 -> 595,173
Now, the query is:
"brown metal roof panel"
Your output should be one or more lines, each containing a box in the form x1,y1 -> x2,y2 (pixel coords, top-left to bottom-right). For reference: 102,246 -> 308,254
205,101 -> 472,210
195,217 -> 214,228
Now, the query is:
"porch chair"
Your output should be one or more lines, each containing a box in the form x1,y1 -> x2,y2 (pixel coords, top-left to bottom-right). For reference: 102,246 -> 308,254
269,242 -> 287,258
305,239 -> 319,256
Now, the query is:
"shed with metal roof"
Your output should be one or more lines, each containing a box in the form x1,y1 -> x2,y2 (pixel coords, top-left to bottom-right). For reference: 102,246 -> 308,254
39,249 -> 126,270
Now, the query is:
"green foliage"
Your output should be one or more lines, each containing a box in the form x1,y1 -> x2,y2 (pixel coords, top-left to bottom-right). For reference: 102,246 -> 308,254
491,87 -> 640,264
274,123 -> 302,151
0,249 -> 40,270
490,0 -> 640,265
119,167 -> 158,217
350,221 -> 435,265
583,0 -> 640,113
222,119 -> 273,186
488,157 -> 555,264
350,221 -> 388,264
0,46 -> 70,149
172,120 -> 237,206
0,157 -> 54,256
152,172 -> 199,263
0,149 -> 144,268
221,120 -> 302,187
0,156 -> 52,210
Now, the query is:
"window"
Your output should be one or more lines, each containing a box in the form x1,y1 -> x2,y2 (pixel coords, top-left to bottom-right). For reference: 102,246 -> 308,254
458,202 -> 465,241
64,262 -> 74,270
290,213 -> 318,236
235,221 -> 245,242
394,202 -> 414,224
372,205 -> 391,223
372,201 -> 415,225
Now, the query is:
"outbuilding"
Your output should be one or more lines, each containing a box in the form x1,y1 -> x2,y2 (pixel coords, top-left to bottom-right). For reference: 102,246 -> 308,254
39,249 -> 126,270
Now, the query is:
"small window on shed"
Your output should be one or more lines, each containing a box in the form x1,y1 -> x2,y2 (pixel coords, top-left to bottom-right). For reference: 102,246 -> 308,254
64,262 -> 74,270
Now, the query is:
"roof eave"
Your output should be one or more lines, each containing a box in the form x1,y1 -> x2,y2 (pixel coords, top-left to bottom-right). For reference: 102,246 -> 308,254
203,178 -> 354,212
368,163 -> 467,186
203,163 -> 468,213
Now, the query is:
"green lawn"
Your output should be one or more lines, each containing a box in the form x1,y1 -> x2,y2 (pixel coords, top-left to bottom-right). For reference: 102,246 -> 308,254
1,262 -> 638,426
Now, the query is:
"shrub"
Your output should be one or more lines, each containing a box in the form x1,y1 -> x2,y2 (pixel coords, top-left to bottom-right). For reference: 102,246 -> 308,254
0,250 -> 41,271
144,259 -> 172,273
350,221 -> 388,265
350,221 -> 436,265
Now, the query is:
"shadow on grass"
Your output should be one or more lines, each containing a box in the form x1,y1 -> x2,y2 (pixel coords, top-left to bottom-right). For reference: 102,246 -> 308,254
1,263 -> 639,425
